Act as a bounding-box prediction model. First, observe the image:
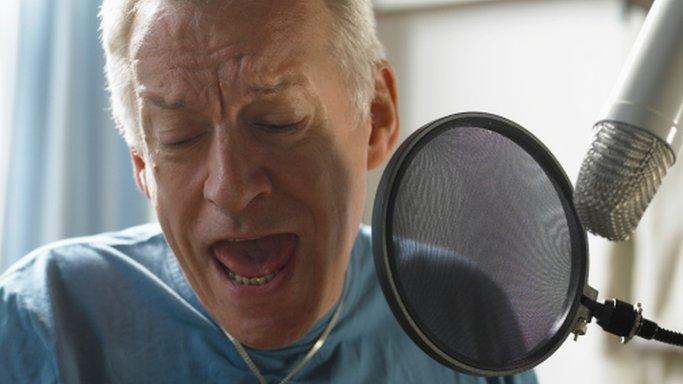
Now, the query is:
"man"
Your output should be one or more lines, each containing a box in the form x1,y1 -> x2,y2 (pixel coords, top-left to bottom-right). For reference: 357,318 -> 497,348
0,0 -> 537,382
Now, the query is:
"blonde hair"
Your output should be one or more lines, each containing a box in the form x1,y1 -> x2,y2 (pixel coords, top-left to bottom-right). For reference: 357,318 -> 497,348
99,0 -> 386,149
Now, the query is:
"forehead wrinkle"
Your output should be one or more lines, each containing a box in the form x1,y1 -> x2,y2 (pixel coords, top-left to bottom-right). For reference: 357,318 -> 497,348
131,0 -> 334,79
134,42 -> 246,71
211,53 -> 298,96
137,60 -> 303,115
137,72 -> 221,118
132,0 -> 327,61
134,50 -> 250,108
132,0 -> 333,121
130,1 -> 245,62
134,25 -> 245,61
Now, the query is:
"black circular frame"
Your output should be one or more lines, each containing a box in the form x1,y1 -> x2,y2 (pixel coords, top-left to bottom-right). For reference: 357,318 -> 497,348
372,112 -> 589,376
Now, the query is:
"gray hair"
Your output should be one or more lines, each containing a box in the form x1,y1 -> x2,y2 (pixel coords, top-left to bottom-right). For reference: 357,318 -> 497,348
99,0 -> 386,149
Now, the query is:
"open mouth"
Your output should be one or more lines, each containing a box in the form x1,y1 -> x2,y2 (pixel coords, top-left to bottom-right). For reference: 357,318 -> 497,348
212,233 -> 298,287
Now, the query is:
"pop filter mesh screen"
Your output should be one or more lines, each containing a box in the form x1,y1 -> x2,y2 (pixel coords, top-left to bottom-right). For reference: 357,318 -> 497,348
388,126 -> 574,369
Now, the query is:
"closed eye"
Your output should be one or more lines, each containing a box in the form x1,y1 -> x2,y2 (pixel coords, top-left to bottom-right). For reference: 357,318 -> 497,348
162,132 -> 207,148
253,118 -> 307,132
256,122 -> 300,131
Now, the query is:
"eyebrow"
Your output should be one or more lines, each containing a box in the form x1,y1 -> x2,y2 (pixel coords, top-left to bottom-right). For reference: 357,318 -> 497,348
140,93 -> 186,110
247,75 -> 308,96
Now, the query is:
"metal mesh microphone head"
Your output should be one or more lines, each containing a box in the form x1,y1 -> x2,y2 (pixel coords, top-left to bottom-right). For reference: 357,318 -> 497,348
574,121 -> 675,241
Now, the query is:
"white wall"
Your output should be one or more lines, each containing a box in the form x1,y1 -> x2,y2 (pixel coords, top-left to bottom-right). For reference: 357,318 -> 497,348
369,0 -> 646,382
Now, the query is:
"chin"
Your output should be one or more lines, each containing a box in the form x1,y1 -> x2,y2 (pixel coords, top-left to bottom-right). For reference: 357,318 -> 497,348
201,263 -> 325,349
224,308 -> 317,349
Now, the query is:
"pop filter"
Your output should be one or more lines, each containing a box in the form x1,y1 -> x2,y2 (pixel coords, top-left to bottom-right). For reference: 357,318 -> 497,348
372,112 -> 682,377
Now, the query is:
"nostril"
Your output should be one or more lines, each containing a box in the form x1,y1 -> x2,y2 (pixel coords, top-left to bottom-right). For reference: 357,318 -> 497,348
204,168 -> 273,214
203,136 -> 273,213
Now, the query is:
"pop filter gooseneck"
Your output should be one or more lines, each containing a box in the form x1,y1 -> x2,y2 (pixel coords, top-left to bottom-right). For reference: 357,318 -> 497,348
371,112 -> 683,377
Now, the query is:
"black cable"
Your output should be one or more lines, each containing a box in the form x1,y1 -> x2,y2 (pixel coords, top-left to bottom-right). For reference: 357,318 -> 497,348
652,327 -> 683,347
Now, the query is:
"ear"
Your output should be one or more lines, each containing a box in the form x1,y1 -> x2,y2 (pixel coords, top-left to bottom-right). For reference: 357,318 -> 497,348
130,149 -> 151,199
367,61 -> 400,170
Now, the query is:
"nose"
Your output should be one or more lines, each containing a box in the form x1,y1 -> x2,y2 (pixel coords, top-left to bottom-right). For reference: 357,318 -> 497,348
203,133 -> 272,215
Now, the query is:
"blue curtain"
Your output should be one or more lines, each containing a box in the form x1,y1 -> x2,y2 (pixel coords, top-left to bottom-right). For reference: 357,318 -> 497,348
1,0 -> 149,272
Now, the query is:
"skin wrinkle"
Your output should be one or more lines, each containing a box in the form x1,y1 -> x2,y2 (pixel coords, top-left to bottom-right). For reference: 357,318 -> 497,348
128,0 -> 398,349
132,1 -> 319,126
216,66 -> 226,119
117,0 -> 362,151
136,40 -> 317,123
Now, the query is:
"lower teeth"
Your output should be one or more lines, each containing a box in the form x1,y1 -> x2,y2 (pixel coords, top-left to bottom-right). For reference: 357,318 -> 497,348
227,269 -> 279,285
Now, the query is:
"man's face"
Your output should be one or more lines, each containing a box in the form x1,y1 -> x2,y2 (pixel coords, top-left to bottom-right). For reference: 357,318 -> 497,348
129,0 -> 397,348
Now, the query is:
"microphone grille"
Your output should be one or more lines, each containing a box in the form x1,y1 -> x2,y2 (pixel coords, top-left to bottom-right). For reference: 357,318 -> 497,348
574,121 -> 675,241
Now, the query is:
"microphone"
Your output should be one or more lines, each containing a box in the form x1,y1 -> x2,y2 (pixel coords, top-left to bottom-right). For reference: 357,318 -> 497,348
574,0 -> 683,241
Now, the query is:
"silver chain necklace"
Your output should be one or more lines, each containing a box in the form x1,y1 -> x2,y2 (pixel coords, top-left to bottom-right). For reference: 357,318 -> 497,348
222,288 -> 346,384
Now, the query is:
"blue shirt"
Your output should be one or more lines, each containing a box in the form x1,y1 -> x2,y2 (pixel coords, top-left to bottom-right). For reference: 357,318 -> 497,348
0,224 -> 537,383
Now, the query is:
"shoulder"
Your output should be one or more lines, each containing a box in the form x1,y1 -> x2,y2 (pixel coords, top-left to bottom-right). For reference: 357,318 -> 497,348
0,223 -> 167,326
0,287 -> 57,382
1,223 -> 164,288
0,223 -> 174,381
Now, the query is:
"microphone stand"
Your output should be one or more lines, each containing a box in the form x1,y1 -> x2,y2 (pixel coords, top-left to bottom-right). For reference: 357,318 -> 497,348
577,292 -> 683,347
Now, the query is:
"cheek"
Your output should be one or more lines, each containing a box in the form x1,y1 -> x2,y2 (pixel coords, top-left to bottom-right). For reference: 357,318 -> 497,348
150,157 -> 206,225
149,157 -> 213,289
279,128 -> 369,237
281,140 -> 341,206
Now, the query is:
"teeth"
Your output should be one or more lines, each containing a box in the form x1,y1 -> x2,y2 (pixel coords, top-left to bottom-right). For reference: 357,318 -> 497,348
227,269 -> 279,285
229,237 -> 260,242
